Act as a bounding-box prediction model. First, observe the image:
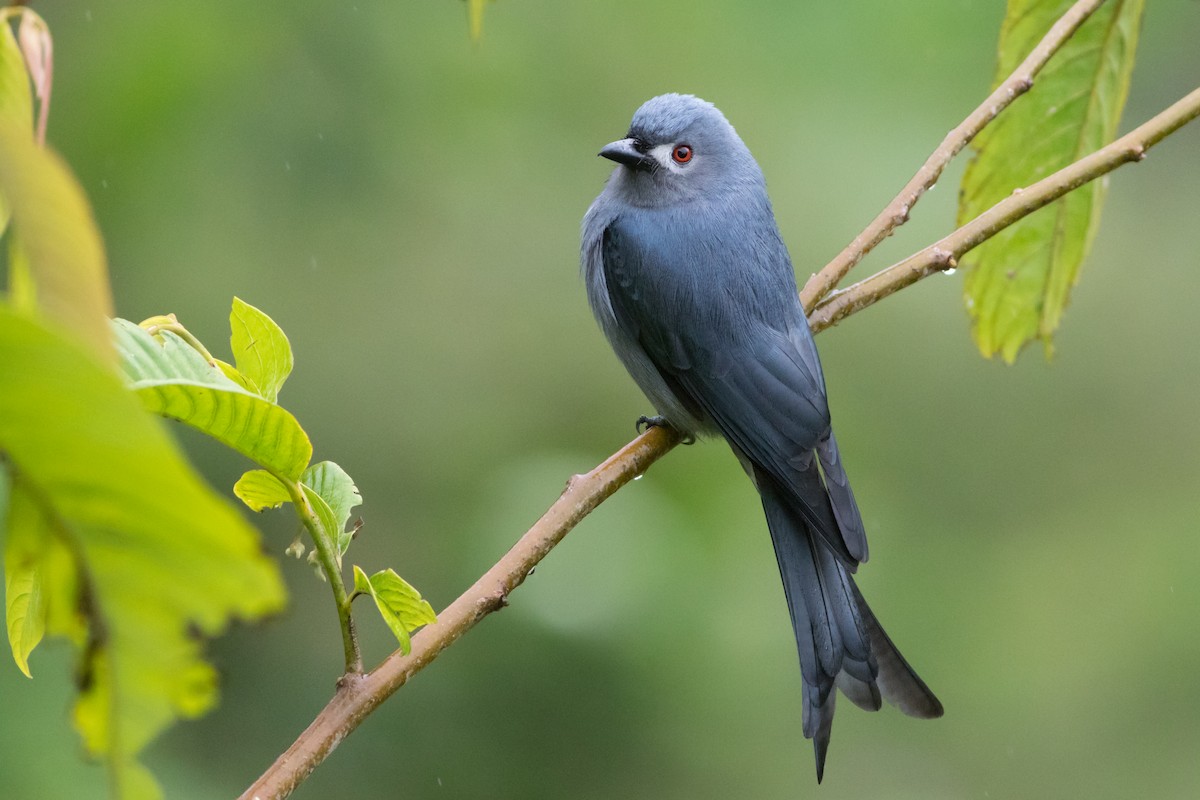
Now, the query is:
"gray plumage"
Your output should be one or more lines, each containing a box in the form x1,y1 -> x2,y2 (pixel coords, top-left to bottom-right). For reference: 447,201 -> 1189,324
581,94 -> 942,782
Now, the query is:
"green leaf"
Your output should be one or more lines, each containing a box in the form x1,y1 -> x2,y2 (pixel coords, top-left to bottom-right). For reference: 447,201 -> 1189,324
0,12 -> 33,135
301,483 -> 343,567
235,462 -> 359,561
0,122 -> 112,363
6,234 -> 36,311
5,481 -> 48,678
0,13 -> 31,238
0,307 -> 286,797
113,319 -> 313,480
353,566 -> 436,655
214,357 -> 261,394
958,0 -> 1145,362
302,461 -> 362,556
3,472 -> 88,681
233,469 -> 292,512
230,297 -> 293,403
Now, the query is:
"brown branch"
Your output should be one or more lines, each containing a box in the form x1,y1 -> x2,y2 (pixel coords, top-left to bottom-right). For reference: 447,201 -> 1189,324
238,424 -> 684,800
240,29 -> 1200,800
809,86 -> 1200,333
799,0 -> 1108,313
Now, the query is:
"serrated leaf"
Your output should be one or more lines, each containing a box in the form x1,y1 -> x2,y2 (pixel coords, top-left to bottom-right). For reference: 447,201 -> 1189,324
233,469 -> 291,512
958,0 -> 1145,362
0,122 -> 112,363
230,297 -> 293,403
353,566 -> 436,654
0,307 -> 286,798
302,461 -> 361,556
113,319 -> 313,479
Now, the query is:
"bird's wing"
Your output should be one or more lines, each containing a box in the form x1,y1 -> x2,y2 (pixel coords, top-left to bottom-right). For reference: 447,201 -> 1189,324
600,217 -> 867,565
675,332 -> 866,566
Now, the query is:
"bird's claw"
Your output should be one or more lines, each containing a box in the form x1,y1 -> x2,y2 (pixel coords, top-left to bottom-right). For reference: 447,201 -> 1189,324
635,415 -> 695,445
635,414 -> 668,434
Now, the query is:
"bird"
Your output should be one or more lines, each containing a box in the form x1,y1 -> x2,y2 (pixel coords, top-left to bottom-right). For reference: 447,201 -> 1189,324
581,94 -> 943,782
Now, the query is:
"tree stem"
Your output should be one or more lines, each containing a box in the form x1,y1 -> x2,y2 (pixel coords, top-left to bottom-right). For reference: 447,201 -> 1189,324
799,0 -> 1108,313
809,86 -> 1200,333
284,479 -> 363,676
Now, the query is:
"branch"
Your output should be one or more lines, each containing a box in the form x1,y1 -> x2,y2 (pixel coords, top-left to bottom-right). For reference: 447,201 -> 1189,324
799,0 -> 1108,313
241,31 -> 1200,800
809,86 -> 1200,333
284,479 -> 363,675
238,424 -> 683,800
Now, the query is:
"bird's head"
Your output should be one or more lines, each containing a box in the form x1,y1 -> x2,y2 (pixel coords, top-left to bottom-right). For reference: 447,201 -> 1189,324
598,94 -> 762,208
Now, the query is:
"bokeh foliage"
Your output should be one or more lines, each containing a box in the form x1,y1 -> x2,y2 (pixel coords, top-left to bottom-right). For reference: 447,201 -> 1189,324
1,2 -> 1198,799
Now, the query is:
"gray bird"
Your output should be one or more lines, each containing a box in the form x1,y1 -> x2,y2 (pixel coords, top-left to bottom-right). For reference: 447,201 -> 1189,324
581,94 -> 943,782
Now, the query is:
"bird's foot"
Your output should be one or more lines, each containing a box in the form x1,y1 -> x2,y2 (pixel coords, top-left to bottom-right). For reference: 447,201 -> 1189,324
635,415 -> 695,445
635,414 -> 667,433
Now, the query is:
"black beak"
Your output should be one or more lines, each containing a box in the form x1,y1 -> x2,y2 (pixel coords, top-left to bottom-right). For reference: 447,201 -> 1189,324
599,138 -> 656,172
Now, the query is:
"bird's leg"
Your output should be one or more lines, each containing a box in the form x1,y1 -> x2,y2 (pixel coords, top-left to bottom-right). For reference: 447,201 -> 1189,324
635,415 -> 695,445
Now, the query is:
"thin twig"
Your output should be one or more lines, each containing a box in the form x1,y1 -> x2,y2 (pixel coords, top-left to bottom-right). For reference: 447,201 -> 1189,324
238,425 -> 683,800
284,479 -> 363,675
798,0 -> 1108,313
809,86 -> 1200,333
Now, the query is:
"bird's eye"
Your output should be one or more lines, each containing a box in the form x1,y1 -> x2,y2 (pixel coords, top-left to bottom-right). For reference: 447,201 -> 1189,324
671,144 -> 693,164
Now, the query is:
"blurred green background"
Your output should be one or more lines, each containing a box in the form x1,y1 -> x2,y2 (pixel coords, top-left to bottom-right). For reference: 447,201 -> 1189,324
3,1 -> 1199,797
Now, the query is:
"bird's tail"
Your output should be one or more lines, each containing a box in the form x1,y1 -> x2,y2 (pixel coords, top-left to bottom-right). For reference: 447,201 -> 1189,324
758,475 -> 943,783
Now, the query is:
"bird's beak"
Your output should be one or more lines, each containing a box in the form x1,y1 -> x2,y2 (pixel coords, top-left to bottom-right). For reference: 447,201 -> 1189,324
599,138 -> 656,172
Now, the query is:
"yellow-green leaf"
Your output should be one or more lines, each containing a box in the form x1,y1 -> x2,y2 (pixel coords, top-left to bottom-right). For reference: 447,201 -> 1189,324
5,480 -> 48,678
2,474 -> 86,679
7,235 -> 36,311
0,13 -> 33,134
301,484 -> 343,567
113,319 -> 313,480
0,14 -> 31,237
230,297 -> 293,403
233,469 -> 292,512
0,122 -> 112,363
214,357 -> 261,394
0,307 -> 287,798
353,566 -> 436,654
958,0 -> 1145,362
303,461 -> 361,556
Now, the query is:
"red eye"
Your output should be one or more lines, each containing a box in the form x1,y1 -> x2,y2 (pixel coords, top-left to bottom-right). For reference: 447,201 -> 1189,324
671,144 -> 693,164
